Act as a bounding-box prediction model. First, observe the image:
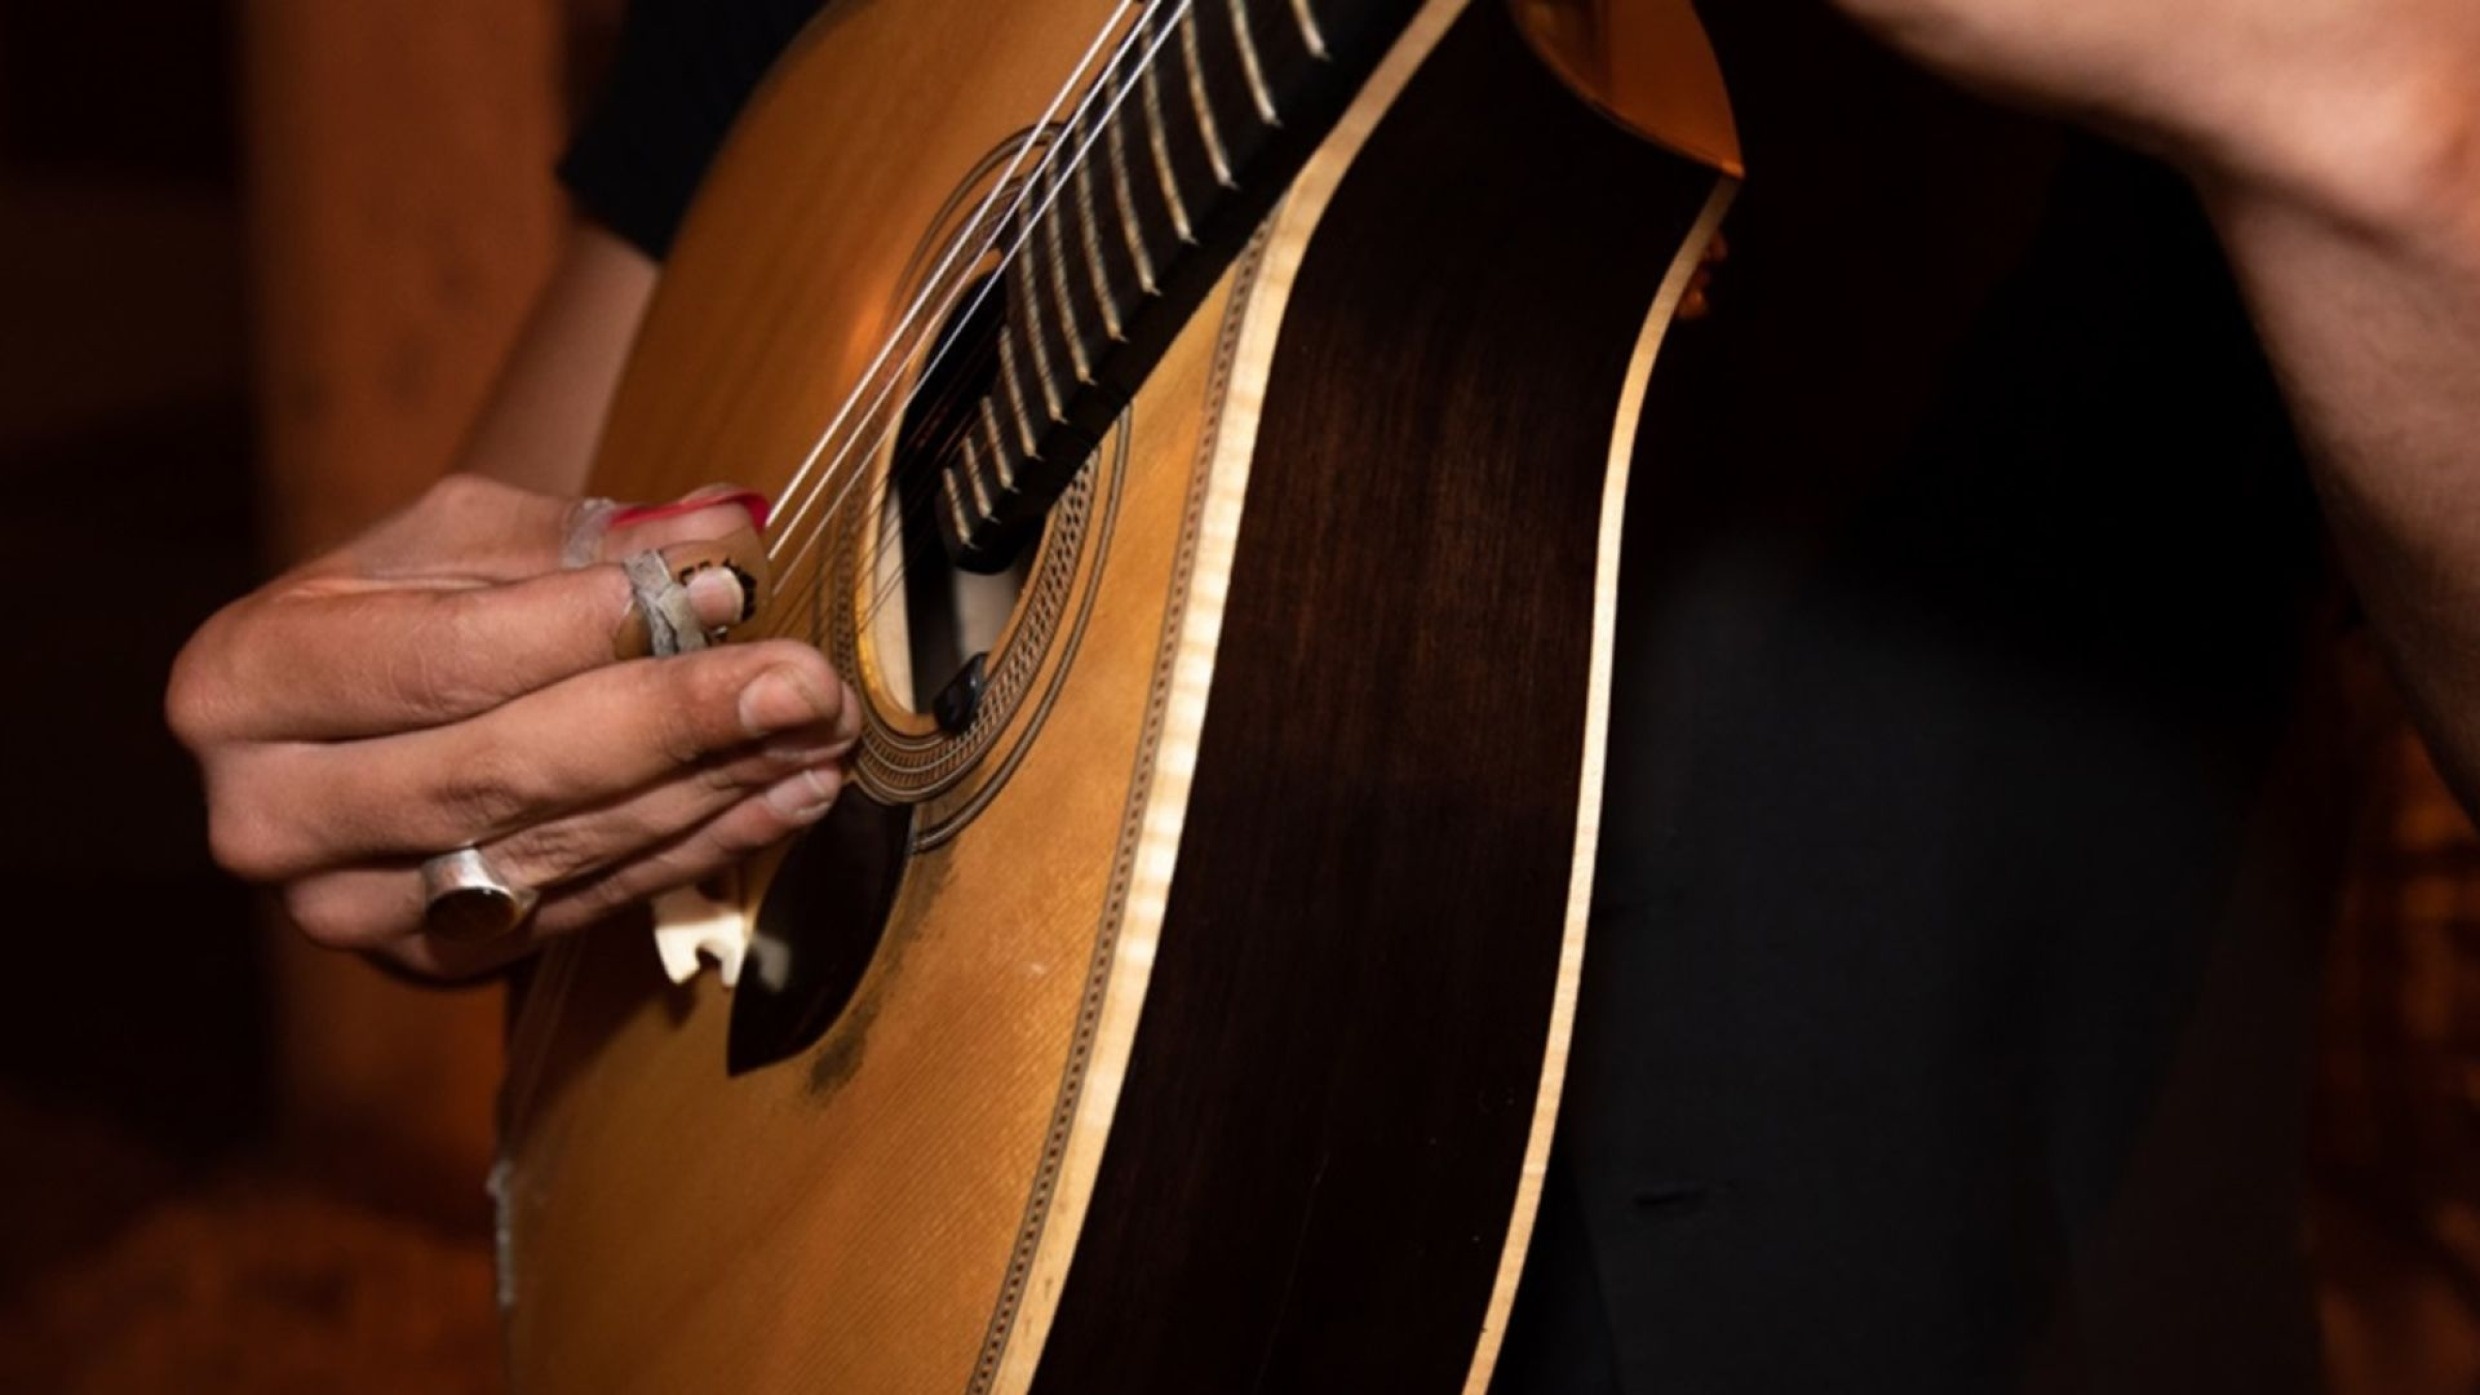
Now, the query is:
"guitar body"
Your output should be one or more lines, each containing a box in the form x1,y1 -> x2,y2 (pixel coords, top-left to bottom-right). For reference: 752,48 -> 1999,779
500,1 -> 1735,1390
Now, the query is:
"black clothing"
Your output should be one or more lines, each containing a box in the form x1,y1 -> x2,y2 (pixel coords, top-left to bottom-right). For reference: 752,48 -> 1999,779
562,5 -> 2336,1390
559,0 -> 820,258
1492,10 -> 2335,1391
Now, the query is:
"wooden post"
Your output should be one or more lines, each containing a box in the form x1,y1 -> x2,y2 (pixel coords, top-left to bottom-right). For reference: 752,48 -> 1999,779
237,0 -> 569,1206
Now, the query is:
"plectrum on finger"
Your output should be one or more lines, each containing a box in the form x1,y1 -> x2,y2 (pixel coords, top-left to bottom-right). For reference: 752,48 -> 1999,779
610,525 -> 772,660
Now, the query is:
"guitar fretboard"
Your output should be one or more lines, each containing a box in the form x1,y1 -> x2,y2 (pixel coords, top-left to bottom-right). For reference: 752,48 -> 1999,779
934,0 -> 1418,569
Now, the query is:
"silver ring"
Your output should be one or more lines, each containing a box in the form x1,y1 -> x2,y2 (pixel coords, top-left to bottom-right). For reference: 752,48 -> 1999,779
419,846 -> 540,943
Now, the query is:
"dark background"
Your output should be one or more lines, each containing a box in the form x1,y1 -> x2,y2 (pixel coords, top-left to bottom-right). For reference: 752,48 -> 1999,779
0,1 -> 2471,1390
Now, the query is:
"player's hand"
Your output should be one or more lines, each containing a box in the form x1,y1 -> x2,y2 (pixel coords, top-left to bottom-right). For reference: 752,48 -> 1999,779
166,473 -> 859,977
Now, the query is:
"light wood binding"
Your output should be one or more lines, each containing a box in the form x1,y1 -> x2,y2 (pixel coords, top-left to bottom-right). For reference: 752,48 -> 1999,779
1458,177 -> 1734,1395
498,2 -> 1738,1391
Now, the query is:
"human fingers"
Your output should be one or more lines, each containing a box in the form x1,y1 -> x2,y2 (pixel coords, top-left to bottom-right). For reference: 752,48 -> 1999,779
480,735 -> 846,894
335,473 -> 767,584
327,474 -> 580,583
277,745 -> 846,955
204,639 -> 851,882
531,774 -> 847,935
170,529 -> 764,745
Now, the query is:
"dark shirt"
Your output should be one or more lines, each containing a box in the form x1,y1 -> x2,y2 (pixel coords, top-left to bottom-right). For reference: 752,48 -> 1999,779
1494,9 -> 2335,1391
562,5 -> 2337,1391
559,0 -> 822,258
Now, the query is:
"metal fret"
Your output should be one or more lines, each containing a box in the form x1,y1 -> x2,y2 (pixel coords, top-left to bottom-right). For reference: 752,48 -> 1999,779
1228,0 -> 1280,125
996,335 -> 1043,456
1069,158 -> 1126,340
1037,160 -> 1096,382
1010,258 -> 1069,422
960,436 -> 996,517
977,398 -> 1018,492
1105,114 -> 1162,294
1287,0 -> 1329,60
940,469 -> 974,545
1176,11 -> 1238,189
1138,61 -> 1196,242
924,0 -> 1408,573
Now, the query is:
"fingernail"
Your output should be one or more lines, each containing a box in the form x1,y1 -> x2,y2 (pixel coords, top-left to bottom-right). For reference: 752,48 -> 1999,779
685,566 -> 749,629
738,666 -> 836,737
763,766 -> 841,821
610,488 -> 771,532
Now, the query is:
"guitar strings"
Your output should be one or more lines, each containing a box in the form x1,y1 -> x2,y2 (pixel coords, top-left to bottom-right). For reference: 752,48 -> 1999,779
753,1 -> 1144,562
757,0 -> 1169,583
763,0 -> 1196,637
760,0 -> 1189,593
781,5 -> 1209,689
815,1 -> 1203,651
496,0 -> 1178,1149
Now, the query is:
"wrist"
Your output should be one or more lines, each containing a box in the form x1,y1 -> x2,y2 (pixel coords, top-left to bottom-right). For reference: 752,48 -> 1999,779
2191,56 -> 2480,252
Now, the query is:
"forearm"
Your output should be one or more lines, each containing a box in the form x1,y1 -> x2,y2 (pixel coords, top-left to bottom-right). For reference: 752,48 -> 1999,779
457,222 -> 658,495
2199,129 -> 2480,800
1823,0 -> 2480,798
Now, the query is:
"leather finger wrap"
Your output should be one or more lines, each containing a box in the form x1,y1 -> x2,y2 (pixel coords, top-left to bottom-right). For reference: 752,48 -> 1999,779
623,549 -> 711,658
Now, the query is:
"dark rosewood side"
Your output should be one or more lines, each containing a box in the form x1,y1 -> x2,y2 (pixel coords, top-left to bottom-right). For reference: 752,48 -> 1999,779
1028,4 -> 1724,1391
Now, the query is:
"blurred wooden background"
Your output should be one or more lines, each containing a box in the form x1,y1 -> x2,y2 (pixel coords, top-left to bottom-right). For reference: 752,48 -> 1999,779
0,1 -> 607,1388
0,0 -> 2472,1390
240,0 -> 578,1222
2315,735 -> 2480,1392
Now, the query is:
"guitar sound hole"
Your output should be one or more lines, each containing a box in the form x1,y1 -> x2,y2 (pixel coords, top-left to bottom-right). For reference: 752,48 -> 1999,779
728,276 -> 1045,1073
727,791 -> 914,1076
875,273 -> 1035,725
